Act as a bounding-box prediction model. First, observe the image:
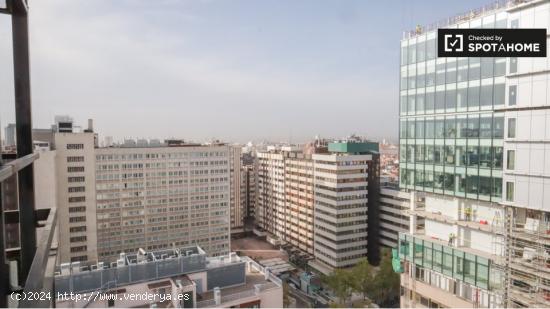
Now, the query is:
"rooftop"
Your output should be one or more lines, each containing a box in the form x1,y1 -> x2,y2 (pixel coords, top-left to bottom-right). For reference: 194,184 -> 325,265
402,0 -> 537,39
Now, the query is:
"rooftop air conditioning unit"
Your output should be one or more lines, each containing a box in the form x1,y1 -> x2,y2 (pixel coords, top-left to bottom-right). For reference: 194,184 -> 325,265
117,259 -> 125,267
60,263 -> 71,276
71,262 -> 81,274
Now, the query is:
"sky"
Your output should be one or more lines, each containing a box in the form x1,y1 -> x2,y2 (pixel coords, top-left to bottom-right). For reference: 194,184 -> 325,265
0,0 -> 490,144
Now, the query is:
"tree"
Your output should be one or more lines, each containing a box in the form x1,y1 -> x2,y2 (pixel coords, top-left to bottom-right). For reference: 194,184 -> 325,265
322,269 -> 354,305
371,248 -> 400,307
283,282 -> 290,307
350,258 -> 376,300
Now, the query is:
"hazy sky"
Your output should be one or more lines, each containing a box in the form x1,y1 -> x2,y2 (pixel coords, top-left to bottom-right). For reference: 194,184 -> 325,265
0,0 -> 489,144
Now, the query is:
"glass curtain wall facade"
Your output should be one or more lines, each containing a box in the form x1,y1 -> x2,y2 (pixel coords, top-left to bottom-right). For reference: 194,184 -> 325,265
399,16 -> 507,202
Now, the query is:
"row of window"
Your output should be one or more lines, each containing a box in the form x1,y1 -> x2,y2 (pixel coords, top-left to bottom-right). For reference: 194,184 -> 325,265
400,169 -> 502,199
400,145 -> 503,169
401,57 -> 506,91
400,83 -> 505,115
400,115 -> 504,139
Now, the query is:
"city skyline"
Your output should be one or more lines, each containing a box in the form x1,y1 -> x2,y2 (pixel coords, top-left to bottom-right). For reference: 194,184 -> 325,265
0,0 -> 490,143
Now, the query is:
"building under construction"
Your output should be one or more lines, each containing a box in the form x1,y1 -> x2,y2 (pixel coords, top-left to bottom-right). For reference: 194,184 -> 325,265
395,0 -> 550,307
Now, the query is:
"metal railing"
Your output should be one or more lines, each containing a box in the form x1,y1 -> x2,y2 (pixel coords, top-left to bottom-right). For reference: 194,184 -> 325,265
17,208 -> 57,308
0,153 -> 38,182
402,0 -> 535,39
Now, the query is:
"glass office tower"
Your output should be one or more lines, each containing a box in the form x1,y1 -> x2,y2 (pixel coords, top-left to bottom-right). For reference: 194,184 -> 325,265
397,2 -> 550,307
399,19 -> 506,202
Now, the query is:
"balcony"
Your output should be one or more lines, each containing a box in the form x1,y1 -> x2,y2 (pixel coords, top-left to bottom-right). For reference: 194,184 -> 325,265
1,1 -> 58,307
1,154 -> 58,308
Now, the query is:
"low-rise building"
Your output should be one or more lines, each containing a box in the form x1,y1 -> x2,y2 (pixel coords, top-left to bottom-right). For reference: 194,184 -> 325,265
55,246 -> 282,308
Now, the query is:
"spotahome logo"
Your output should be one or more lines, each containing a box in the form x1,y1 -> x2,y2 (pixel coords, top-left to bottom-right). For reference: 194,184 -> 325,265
438,28 -> 546,57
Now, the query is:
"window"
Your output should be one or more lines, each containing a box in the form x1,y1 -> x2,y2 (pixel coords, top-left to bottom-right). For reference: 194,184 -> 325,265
480,84 -> 493,107
457,58 -> 468,82
71,255 -> 87,262
416,93 -> 425,113
416,119 -> 425,138
506,182 -> 514,202
70,245 -> 87,253
417,41 -> 426,62
436,63 -> 446,86
444,117 -> 455,138
493,83 -> 505,106
425,119 -> 435,138
68,166 -> 85,173
70,226 -> 86,233
467,115 -> 480,138
468,85 -> 480,109
401,46 -> 408,66
66,144 -> 84,150
457,88 -> 467,109
468,58 -> 481,81
510,57 -> 517,73
480,116 -> 492,138
400,95 -> 407,113
408,95 -> 416,113
67,156 -> 84,162
69,196 -> 86,203
69,216 -> 86,223
508,118 -> 516,138
69,206 -> 86,213
425,92 -> 435,112
509,85 -> 517,106
446,60 -> 457,84
435,120 -> 445,138
70,236 -> 87,243
408,44 -> 416,64
493,116 -> 504,138
507,150 -> 515,170
435,90 -> 445,110
68,176 -> 85,183
480,58 -> 493,79
68,186 -> 85,193
494,58 -> 506,76
426,38 -> 436,60
446,89 -> 456,111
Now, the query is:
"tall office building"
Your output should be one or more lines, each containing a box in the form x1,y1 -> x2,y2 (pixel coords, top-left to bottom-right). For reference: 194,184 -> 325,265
255,141 -> 379,273
310,142 -> 373,272
241,153 -> 257,221
229,145 -> 244,234
284,151 -> 315,256
4,123 -> 16,148
379,186 -> 411,248
256,149 -> 287,238
52,120 -> 234,264
396,0 -> 550,307
55,131 -> 99,263
94,143 -> 232,261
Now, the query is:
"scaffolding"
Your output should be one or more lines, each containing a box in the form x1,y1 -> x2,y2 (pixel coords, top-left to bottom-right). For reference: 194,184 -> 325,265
505,208 -> 550,308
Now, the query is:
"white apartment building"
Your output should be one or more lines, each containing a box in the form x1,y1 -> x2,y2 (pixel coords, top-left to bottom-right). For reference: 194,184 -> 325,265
55,132 -> 99,263
379,187 -> 411,248
241,156 -> 257,222
256,151 -> 286,238
94,143 -> 231,261
255,142 -> 379,274
51,121 -> 238,264
397,0 -> 550,307
311,151 -> 370,272
229,146 -> 244,234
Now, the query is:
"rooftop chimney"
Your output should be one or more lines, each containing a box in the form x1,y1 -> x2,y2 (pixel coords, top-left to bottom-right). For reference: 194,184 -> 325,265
87,119 -> 93,132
